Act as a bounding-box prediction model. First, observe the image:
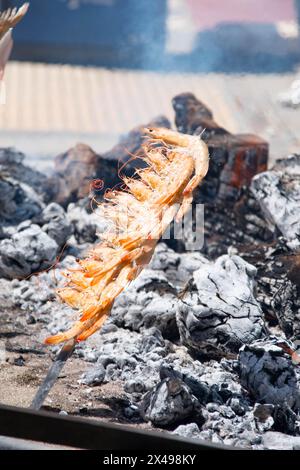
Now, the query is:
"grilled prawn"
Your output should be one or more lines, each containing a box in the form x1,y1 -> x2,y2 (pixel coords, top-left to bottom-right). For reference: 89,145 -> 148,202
45,128 -> 209,345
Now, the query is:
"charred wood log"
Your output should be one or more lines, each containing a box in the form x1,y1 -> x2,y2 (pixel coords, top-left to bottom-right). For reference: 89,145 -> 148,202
172,92 -> 268,202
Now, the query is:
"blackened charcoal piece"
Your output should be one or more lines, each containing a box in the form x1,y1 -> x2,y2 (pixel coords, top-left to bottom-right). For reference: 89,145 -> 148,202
252,403 -> 296,434
172,93 -> 268,201
272,404 -> 297,435
37,203 -> 73,248
0,145 -> 46,223
173,92 -> 226,136
177,254 -> 264,358
67,201 -> 108,244
0,176 -> 43,223
0,223 -> 58,279
239,338 -> 300,410
159,364 -> 210,405
272,279 -> 300,338
251,154 -> 300,251
0,147 -> 48,197
140,377 -> 202,427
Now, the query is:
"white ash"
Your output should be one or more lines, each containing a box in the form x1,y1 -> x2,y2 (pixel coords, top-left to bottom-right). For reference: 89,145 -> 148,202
67,201 -> 108,244
34,202 -> 73,248
198,360 -> 243,398
172,408 -> 264,449
110,243 -> 209,339
0,201 -> 74,280
272,279 -> 300,339
140,377 -> 202,427
81,327 -> 172,391
172,423 -> 201,440
0,223 -> 58,279
239,337 -> 300,410
262,431 -> 300,450
10,255 -> 77,311
177,254 -> 265,358
80,326 -> 217,401
250,154 -> 300,251
111,268 -> 179,339
148,243 -> 209,287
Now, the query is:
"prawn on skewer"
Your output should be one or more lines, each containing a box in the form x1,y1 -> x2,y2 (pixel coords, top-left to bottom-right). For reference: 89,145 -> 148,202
45,128 -> 209,345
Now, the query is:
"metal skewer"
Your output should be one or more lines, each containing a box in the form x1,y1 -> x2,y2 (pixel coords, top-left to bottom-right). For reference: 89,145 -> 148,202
31,339 -> 76,410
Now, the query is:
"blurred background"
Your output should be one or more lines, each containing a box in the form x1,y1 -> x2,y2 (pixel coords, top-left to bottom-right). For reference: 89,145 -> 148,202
0,0 -> 300,168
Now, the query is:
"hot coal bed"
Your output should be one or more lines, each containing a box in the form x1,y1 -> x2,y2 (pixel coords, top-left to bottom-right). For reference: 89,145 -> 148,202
0,93 -> 299,450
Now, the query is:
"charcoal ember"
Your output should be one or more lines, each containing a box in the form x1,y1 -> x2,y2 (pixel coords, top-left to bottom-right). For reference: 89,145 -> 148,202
0,147 -> 48,197
272,279 -> 300,338
111,268 -> 179,340
272,404 -> 298,435
0,223 -> 58,279
159,364 -> 210,405
172,93 -> 268,201
35,202 -> 73,248
47,143 -> 118,207
253,404 -> 275,432
199,202 -> 269,258
102,116 -> 170,176
176,254 -> 264,358
173,92 -> 228,137
236,240 -> 300,335
140,377 -> 202,427
67,201 -> 108,244
250,154 -> 300,251
0,176 -> 43,223
174,189 -> 274,257
238,338 -> 300,410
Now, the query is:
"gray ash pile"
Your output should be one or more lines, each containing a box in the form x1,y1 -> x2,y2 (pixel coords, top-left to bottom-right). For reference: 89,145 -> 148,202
1,93 -> 300,449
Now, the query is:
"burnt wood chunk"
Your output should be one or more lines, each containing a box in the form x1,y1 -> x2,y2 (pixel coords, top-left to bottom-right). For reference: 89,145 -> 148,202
172,93 -> 268,201
251,154 -> 300,251
47,143 -> 118,207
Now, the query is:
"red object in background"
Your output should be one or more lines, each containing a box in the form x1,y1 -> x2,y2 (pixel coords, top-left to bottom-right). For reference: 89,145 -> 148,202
186,0 -> 295,29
